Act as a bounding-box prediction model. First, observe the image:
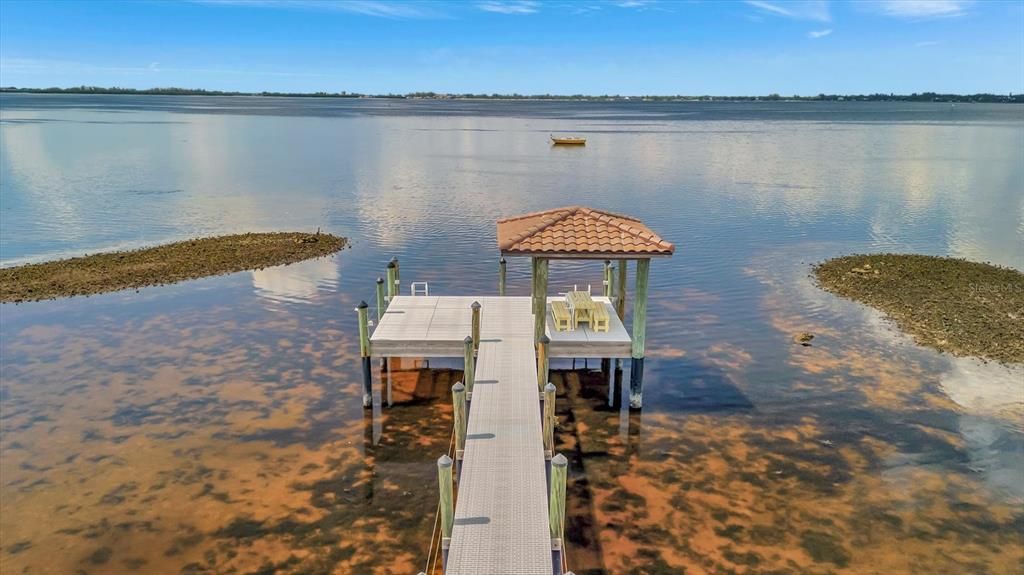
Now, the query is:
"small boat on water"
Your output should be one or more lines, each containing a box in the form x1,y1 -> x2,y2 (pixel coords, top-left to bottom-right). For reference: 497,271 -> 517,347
550,135 -> 586,146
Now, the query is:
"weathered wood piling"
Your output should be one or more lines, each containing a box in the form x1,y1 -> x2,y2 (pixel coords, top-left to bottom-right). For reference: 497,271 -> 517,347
452,382 -> 467,464
356,301 -> 372,408
549,453 -> 568,575
543,382 -> 555,458
629,258 -> 650,409
498,257 -> 507,296
462,335 -> 475,397
437,454 -> 454,568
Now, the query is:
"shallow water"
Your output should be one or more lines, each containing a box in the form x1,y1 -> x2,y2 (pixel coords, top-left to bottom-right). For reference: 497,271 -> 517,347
1,95 -> 1022,574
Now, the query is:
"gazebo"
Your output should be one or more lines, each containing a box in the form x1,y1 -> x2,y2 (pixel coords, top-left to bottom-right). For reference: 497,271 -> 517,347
496,206 -> 674,408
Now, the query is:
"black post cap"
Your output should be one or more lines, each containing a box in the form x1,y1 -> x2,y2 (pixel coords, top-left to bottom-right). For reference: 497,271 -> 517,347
386,261 -> 396,268
376,277 -> 384,284
464,336 -> 473,344
471,301 -> 481,310
539,335 -> 550,344
357,301 -> 368,309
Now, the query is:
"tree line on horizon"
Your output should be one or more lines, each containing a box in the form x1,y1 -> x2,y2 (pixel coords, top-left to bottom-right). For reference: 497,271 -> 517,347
1,85 -> 1021,103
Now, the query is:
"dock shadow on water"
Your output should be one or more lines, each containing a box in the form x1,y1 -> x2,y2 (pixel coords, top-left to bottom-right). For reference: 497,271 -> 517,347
0,296 -> 459,574
546,245 -> 1023,575
553,364 -> 1023,575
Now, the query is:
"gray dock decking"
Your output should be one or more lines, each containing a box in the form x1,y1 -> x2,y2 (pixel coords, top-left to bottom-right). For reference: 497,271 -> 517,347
371,296 -> 631,359
370,296 -> 630,573
445,296 -> 551,574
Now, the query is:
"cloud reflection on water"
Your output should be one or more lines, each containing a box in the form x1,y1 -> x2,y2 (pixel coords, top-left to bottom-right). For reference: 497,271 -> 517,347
1,101 -> 1022,573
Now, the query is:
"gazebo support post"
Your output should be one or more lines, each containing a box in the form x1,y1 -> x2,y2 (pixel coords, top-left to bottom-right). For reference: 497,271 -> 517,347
629,259 -> 650,409
616,260 -> 628,320
532,257 -> 549,343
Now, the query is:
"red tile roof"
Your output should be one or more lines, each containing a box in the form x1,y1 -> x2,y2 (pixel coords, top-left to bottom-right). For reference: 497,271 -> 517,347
496,206 -> 674,257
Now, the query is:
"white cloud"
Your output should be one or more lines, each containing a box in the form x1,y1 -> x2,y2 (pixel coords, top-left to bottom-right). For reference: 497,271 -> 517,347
615,0 -> 653,7
745,0 -> 830,22
876,0 -> 970,18
190,0 -> 440,19
477,1 -> 539,14
914,40 -> 941,47
808,28 -> 832,38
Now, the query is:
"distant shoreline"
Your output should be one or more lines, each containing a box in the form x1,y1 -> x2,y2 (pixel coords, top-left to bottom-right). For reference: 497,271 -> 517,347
2,87 -> 1021,104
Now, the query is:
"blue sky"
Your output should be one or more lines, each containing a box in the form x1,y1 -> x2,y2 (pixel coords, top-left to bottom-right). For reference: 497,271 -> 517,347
1,0 -> 1021,95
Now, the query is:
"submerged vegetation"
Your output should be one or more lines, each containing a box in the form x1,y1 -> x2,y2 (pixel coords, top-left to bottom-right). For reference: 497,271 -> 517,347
814,254 -> 1024,363
0,232 -> 346,303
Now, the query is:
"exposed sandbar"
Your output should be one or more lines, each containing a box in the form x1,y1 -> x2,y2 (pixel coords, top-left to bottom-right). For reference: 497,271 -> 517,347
0,232 -> 346,303
814,254 -> 1023,363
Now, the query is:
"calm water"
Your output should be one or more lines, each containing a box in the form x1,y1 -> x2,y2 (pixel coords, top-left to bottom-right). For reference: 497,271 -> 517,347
1,94 -> 1022,574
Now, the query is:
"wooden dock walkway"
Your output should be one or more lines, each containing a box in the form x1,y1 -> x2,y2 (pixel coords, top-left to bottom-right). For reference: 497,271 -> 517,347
358,208 -> 673,573
445,296 -> 551,574
368,295 -> 630,573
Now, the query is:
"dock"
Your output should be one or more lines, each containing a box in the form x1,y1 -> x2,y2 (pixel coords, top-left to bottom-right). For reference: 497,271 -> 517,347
370,295 -> 632,573
370,296 -> 632,359
355,206 -> 674,574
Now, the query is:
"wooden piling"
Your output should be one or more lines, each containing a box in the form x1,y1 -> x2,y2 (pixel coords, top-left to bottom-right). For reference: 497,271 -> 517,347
532,257 -> 549,343
498,257 -> 507,296
471,301 -> 481,352
438,454 -> 454,540
453,382 -> 467,458
390,256 -> 400,292
543,382 -> 556,458
356,301 -> 372,408
537,335 -> 550,390
616,260 -> 627,320
375,277 -> 385,322
549,453 -> 568,544
386,261 -> 397,302
463,335 -> 475,396
630,258 -> 650,409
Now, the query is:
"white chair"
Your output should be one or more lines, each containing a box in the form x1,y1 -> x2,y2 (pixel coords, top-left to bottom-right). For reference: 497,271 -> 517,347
410,282 -> 429,296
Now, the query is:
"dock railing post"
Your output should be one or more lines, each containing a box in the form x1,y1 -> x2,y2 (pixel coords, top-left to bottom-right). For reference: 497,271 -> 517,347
452,382 -> 467,464
471,301 -> 481,352
437,454 -> 454,570
537,335 -> 550,390
463,336 -> 475,399
543,382 -> 556,459
356,301 -> 372,408
390,256 -> 400,293
375,277 -> 386,322
603,260 -> 612,297
549,453 -> 568,575
498,257 -> 507,296
385,260 -> 397,303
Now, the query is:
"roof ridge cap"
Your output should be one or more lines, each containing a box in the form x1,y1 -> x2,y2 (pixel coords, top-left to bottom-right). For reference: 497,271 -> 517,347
589,210 -> 672,249
496,205 -> 581,224
500,208 -> 575,250
579,206 -> 641,222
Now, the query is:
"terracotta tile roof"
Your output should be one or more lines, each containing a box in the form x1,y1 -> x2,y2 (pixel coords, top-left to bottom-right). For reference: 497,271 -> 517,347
496,206 -> 674,257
